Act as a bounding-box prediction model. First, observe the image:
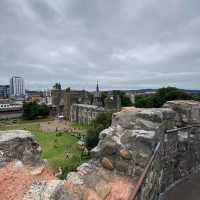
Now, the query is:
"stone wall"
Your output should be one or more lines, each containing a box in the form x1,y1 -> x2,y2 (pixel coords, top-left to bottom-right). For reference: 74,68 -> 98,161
130,101 -> 200,200
0,130 -> 42,166
90,100 -> 200,200
1,100 -> 200,200
70,104 -> 105,124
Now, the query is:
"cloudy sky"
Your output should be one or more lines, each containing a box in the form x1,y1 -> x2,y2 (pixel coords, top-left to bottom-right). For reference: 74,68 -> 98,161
0,0 -> 200,90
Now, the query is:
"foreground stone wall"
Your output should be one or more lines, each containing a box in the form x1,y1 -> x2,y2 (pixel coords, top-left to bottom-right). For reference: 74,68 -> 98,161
91,107 -> 176,179
0,130 -> 42,166
90,100 -> 200,200
1,100 -> 200,200
132,101 -> 200,200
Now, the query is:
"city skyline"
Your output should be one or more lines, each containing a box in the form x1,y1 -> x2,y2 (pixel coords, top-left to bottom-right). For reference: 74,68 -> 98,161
0,0 -> 200,90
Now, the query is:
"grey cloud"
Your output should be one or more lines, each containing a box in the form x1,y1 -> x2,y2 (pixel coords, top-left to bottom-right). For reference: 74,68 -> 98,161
0,0 -> 199,90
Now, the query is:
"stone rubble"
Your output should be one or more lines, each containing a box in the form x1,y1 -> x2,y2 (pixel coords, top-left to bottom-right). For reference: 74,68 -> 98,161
23,180 -> 75,200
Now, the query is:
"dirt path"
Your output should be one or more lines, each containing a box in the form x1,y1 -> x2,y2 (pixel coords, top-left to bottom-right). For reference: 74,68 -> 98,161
40,120 -> 71,132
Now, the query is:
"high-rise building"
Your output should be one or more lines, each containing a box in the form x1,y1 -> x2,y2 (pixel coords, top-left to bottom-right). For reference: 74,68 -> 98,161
0,85 -> 10,99
10,76 -> 25,97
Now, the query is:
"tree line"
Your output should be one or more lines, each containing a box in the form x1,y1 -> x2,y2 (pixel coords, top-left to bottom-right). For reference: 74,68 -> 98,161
23,102 -> 50,120
134,87 -> 199,108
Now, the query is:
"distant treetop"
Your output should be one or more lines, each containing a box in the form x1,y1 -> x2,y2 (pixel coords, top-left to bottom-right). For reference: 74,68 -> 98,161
134,87 -> 192,108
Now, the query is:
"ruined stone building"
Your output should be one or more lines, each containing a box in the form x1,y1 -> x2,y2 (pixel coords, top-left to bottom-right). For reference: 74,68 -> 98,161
70,83 -> 121,124
63,88 -> 92,120
51,87 -> 91,117
51,83 -> 121,124
70,104 -> 105,124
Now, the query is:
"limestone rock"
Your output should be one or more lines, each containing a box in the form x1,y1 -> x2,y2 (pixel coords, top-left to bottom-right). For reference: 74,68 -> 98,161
163,100 -> 200,125
101,157 -> 114,170
23,180 -> 75,200
115,160 -> 129,173
112,107 -> 140,129
101,141 -> 118,155
0,130 -> 42,166
95,179 -> 111,199
120,149 -> 131,160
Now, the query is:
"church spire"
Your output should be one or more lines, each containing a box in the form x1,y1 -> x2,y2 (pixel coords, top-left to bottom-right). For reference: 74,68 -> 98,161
96,80 -> 100,97
93,81 -> 102,107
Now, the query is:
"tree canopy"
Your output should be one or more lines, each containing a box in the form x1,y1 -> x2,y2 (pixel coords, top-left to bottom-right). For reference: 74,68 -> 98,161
23,102 -> 50,120
85,112 -> 112,150
134,87 -> 192,108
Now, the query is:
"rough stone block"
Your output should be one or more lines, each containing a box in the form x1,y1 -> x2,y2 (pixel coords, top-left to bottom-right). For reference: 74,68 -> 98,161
0,130 -> 42,166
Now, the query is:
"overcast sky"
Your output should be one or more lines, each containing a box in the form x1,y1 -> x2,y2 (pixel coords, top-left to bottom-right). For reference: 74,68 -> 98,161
0,0 -> 199,90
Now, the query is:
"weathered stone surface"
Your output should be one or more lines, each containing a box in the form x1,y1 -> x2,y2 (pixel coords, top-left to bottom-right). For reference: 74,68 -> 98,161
119,149 -> 131,160
3,101 -> 199,200
95,179 -> 111,199
115,160 -> 129,173
23,180 -> 75,200
0,130 -> 42,166
91,106 -> 176,177
101,141 -> 118,155
163,100 -> 200,125
101,157 -> 114,170
112,107 -> 141,129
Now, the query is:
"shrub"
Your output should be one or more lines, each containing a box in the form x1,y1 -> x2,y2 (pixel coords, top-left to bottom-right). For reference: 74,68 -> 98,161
23,102 -> 50,120
85,112 -> 112,150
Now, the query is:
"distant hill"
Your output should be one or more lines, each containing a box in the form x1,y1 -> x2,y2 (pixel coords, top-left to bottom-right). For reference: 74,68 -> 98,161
122,89 -> 200,94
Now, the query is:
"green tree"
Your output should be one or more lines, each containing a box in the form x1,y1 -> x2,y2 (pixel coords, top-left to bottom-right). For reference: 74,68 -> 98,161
38,103 -> 50,117
23,102 -> 50,120
135,87 -> 192,108
23,102 -> 40,120
192,94 -> 200,101
85,112 -> 112,149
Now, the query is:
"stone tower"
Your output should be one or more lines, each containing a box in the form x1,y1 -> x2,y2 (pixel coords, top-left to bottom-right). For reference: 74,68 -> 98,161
104,92 -> 121,112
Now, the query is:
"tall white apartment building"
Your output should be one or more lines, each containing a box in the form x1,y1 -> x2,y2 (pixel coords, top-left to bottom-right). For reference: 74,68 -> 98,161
10,76 -> 25,97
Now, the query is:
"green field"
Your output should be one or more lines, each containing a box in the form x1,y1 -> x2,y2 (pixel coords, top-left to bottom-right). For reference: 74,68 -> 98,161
0,119 -> 89,176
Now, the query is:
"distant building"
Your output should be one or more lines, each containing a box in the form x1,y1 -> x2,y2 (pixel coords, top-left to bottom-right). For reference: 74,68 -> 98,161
92,81 -> 103,107
42,90 -> 52,106
70,83 -> 121,124
10,76 -> 25,97
104,92 -> 121,112
63,89 -> 91,120
70,104 -> 105,124
25,90 -> 43,97
0,85 -> 10,99
50,82 -> 121,124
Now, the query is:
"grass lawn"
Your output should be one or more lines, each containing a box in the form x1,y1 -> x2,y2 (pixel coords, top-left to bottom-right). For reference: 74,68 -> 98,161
0,119 -> 89,175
